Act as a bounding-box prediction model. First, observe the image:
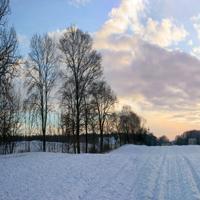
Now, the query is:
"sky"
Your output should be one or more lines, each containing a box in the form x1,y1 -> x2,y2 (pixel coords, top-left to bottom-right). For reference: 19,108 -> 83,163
9,0 -> 200,139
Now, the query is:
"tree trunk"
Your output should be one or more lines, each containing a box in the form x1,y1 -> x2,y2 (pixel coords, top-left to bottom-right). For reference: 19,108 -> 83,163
85,113 -> 88,153
92,132 -> 95,151
72,120 -> 76,154
119,133 -> 122,146
76,106 -> 80,154
41,108 -> 46,152
42,127 -> 46,152
85,128 -> 88,153
75,81 -> 80,154
100,127 -> 103,153
126,133 -> 129,144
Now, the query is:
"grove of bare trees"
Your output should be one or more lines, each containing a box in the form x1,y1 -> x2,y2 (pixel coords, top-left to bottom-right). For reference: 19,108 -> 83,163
0,0 -> 159,154
59,27 -> 102,153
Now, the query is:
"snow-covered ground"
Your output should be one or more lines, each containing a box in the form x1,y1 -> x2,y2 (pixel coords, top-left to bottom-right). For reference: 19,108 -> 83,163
1,141 -> 101,154
1,145 -> 200,200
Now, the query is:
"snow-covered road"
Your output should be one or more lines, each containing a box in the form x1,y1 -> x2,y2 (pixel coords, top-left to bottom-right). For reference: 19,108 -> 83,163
1,145 -> 200,200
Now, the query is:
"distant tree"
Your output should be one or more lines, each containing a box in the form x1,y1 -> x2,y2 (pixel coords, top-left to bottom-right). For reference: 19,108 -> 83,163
60,112 -> 74,153
82,94 -> 90,153
87,102 -> 98,153
109,112 -> 122,146
119,105 -> 141,144
90,81 -> 117,153
174,130 -> 200,145
158,135 -> 170,145
60,78 -> 76,153
25,34 -> 58,152
23,98 -> 40,136
59,26 -> 102,153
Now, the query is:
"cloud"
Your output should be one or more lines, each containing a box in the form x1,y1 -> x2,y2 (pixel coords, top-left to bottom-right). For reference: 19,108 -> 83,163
68,0 -> 91,7
191,14 -> 200,39
191,46 -> 200,58
139,18 -> 188,47
92,0 -> 200,130
48,29 -> 67,43
94,0 -> 145,50
93,0 -> 192,111
94,0 -> 188,49
188,40 -> 193,46
95,0 -> 146,38
17,34 -> 29,47
102,37 -> 200,111
100,37 -> 200,137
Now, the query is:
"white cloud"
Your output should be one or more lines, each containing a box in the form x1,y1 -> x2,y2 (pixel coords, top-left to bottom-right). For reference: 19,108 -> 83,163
191,46 -> 200,58
48,29 -> 67,43
68,0 -> 90,7
191,14 -> 200,39
17,34 -> 29,47
188,40 -> 193,46
139,18 -> 188,47
94,0 -> 146,50
95,0 -> 188,49
96,0 -> 146,38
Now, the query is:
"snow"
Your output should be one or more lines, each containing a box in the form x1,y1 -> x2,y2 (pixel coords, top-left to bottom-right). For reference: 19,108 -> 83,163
4,141 -> 97,154
1,145 -> 200,200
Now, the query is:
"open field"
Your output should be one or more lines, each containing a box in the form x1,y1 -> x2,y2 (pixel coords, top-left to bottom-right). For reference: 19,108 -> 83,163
1,145 -> 200,200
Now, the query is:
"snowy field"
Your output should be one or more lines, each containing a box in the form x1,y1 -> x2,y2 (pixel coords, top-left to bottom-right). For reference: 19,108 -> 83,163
1,145 -> 200,200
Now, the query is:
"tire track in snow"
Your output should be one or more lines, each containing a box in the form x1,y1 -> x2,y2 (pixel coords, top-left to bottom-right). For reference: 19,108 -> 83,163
99,154 -> 150,200
81,155 -> 138,200
149,154 -> 168,200
183,156 -> 200,199
166,155 -> 183,200
126,153 -> 166,200
176,155 -> 200,200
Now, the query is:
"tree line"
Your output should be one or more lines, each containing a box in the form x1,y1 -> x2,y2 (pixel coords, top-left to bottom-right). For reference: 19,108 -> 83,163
174,130 -> 200,145
0,0 -> 159,154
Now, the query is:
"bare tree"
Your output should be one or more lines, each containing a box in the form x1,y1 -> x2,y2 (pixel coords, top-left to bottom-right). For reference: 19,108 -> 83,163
23,98 -> 40,136
0,0 -> 18,81
60,78 -> 76,153
60,112 -> 74,153
0,84 -> 22,154
25,34 -> 58,152
109,112 -> 122,146
0,28 -> 18,81
82,93 -> 94,153
90,81 -> 117,153
0,0 -> 9,24
119,105 -> 141,144
59,26 -> 102,153
87,102 -> 98,153
0,0 -> 20,154
0,0 -> 18,101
